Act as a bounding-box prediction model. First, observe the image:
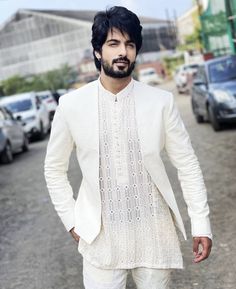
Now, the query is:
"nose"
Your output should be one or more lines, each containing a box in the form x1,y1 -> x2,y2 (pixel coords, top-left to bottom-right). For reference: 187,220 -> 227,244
118,44 -> 127,57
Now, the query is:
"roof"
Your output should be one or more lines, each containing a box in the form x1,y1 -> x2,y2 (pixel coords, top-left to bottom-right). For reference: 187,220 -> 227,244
205,54 -> 236,66
0,92 -> 35,103
26,9 -> 170,24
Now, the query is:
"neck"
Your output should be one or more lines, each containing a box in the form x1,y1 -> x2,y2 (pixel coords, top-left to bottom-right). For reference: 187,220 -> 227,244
99,73 -> 132,94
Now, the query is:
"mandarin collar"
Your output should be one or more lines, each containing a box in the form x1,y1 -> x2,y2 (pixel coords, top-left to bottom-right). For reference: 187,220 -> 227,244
98,78 -> 134,101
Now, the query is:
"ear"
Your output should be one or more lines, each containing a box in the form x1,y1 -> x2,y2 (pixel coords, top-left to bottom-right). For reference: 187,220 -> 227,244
94,51 -> 101,60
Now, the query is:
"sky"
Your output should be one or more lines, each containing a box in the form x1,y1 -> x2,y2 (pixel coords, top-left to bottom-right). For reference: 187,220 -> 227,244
0,0 -> 194,25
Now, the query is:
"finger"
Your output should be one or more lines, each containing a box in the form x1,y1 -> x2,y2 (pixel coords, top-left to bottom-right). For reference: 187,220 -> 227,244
193,239 -> 212,263
193,237 -> 200,255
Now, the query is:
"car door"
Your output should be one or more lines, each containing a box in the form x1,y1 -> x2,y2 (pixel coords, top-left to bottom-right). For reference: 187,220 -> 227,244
192,66 -> 208,117
35,95 -> 49,133
3,108 -> 23,150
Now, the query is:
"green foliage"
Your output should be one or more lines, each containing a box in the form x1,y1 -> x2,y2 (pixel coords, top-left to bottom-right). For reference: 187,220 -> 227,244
0,64 -> 77,96
1,75 -> 26,95
177,28 -> 203,52
163,54 -> 184,76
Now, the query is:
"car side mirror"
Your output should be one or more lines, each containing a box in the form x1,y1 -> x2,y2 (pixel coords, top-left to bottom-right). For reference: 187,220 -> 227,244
16,115 -> 22,121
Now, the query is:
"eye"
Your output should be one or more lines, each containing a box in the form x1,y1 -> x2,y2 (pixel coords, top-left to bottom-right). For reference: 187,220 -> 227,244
127,43 -> 135,48
109,42 -> 118,47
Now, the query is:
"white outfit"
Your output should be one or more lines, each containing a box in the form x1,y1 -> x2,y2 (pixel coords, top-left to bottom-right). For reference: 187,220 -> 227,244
78,79 -> 183,269
83,259 -> 171,289
44,79 -> 212,246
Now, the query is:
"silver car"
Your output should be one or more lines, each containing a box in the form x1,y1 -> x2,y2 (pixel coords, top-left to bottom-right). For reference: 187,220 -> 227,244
0,106 -> 29,164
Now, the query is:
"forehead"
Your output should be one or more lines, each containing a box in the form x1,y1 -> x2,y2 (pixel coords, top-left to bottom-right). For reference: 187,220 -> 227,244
105,28 -> 131,42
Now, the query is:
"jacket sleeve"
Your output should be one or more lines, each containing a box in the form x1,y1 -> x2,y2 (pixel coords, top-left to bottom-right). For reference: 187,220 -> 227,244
164,93 -> 212,238
44,104 -> 75,232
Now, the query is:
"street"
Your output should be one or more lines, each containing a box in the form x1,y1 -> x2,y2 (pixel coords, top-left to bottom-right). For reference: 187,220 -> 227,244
0,81 -> 236,289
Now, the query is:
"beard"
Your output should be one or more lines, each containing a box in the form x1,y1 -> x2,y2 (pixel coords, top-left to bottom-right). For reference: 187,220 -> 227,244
101,57 -> 136,78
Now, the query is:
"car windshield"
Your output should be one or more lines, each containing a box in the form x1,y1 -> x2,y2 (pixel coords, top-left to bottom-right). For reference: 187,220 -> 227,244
5,99 -> 33,113
40,95 -> 49,100
209,56 -> 236,83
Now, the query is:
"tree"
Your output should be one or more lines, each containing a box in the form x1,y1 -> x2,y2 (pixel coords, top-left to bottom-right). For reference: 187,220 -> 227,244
1,75 -> 27,96
0,64 -> 77,96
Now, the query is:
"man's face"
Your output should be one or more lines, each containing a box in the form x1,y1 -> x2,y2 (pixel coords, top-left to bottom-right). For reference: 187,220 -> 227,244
96,28 -> 137,78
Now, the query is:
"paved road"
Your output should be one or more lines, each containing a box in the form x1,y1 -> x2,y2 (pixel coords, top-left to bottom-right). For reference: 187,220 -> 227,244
0,81 -> 235,289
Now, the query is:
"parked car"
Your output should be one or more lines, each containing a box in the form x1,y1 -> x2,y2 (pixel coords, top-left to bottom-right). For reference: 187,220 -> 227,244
191,55 -> 236,131
138,67 -> 163,85
174,64 -> 199,93
36,90 -> 57,121
0,92 -> 50,140
0,105 -> 29,164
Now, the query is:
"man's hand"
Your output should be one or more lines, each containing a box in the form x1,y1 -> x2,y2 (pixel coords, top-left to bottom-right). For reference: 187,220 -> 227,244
70,227 -> 80,243
193,236 -> 212,263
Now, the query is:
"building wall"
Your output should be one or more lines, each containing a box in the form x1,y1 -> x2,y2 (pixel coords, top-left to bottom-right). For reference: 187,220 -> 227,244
141,23 -> 177,52
0,11 -> 177,81
0,12 -> 91,81
177,5 -> 200,45
225,0 -> 236,54
200,0 -> 233,56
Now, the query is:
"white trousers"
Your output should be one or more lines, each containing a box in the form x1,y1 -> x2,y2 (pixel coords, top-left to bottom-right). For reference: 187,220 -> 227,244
83,259 -> 172,289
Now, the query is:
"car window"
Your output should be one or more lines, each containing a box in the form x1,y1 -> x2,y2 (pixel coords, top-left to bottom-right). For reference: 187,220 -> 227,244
35,96 -> 42,108
5,99 -> 33,113
0,108 -> 5,121
195,66 -> 205,81
4,108 -> 14,120
39,94 -> 49,100
209,56 -> 236,83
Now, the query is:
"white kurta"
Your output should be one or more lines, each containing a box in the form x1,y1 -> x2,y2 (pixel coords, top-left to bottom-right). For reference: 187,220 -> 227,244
78,79 -> 183,269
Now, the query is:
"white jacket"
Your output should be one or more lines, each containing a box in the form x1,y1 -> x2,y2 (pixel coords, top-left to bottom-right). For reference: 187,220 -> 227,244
44,80 -> 212,244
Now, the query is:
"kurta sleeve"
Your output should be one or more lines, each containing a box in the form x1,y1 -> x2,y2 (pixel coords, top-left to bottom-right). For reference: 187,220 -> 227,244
164,93 -> 212,238
44,103 -> 75,232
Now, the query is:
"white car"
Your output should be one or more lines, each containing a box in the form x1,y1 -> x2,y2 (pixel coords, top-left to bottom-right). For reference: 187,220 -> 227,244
138,67 -> 163,85
36,90 -> 57,122
0,105 -> 29,164
174,64 -> 199,93
0,92 -> 50,140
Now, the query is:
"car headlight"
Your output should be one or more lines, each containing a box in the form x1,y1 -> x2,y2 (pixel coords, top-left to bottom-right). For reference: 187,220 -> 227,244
214,90 -> 236,103
24,116 -> 36,122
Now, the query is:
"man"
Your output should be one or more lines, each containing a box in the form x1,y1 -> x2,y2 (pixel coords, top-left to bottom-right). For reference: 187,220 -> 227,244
44,6 -> 212,289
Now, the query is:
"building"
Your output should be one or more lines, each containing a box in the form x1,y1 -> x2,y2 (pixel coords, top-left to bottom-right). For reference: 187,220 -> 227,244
0,9 -> 177,82
177,5 -> 201,45
200,0 -> 235,56
225,0 -> 236,54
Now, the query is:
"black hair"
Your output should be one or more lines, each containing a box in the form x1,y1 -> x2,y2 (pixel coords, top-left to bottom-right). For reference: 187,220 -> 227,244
91,6 -> 143,71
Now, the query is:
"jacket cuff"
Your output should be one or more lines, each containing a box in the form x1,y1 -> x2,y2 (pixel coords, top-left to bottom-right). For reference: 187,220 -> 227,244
191,216 -> 212,238
60,211 -> 75,232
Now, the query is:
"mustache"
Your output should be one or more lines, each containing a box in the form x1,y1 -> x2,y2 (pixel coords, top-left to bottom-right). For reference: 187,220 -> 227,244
112,57 -> 130,65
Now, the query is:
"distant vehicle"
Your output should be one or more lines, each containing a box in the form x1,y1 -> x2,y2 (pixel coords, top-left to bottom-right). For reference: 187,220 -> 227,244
138,67 -> 163,85
0,105 -> 29,164
191,55 -> 236,131
36,90 -> 57,121
174,64 -> 199,93
54,89 -> 68,103
0,92 -> 50,140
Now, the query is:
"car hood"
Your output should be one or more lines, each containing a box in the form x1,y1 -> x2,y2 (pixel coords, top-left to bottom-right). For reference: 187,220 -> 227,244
210,80 -> 236,96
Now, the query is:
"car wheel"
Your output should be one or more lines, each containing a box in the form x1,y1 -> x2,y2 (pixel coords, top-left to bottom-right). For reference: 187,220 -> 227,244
208,105 -> 221,131
192,100 -> 204,123
22,134 -> 29,152
195,114 -> 204,123
0,142 -> 13,164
